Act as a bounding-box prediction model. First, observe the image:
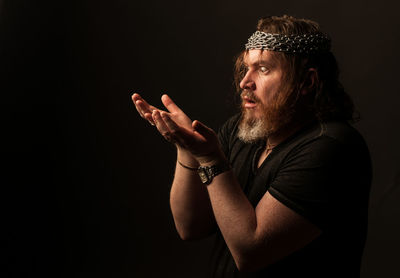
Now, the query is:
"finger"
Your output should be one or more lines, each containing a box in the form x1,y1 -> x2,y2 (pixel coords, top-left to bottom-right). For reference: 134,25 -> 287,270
161,94 -> 184,114
132,94 -> 144,117
160,111 -> 189,144
192,120 -> 216,140
131,93 -> 142,103
133,99 -> 146,118
153,110 -> 174,142
144,112 -> 155,126
132,94 -> 170,127
161,112 -> 206,149
132,93 -> 150,108
137,94 -> 158,111
137,99 -> 160,126
132,94 -> 158,126
135,100 -> 155,126
131,93 -> 149,117
132,93 -> 158,114
136,99 -> 154,116
160,111 -> 180,132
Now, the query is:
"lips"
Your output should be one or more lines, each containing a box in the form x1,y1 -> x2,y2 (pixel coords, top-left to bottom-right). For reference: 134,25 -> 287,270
242,95 -> 258,108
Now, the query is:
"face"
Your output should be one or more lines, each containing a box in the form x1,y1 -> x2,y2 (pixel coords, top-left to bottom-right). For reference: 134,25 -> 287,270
238,50 -> 286,142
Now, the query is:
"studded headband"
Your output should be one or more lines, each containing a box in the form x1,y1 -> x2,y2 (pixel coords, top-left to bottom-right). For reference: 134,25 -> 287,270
245,31 -> 331,54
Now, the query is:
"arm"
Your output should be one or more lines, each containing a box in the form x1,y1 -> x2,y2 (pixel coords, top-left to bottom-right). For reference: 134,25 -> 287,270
132,93 -> 216,240
154,111 -> 322,272
205,168 -> 321,271
169,149 -> 216,240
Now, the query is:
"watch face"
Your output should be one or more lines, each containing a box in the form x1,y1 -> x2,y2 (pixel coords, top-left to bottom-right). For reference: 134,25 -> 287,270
198,168 -> 209,184
197,163 -> 230,185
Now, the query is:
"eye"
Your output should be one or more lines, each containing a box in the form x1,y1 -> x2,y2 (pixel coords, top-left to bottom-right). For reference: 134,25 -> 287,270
259,66 -> 269,73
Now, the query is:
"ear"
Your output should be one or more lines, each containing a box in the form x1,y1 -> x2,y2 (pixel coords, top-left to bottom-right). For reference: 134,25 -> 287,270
300,68 -> 318,95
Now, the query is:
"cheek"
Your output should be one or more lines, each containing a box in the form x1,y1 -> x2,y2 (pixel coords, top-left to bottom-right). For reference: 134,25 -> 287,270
260,76 -> 282,96
256,81 -> 275,102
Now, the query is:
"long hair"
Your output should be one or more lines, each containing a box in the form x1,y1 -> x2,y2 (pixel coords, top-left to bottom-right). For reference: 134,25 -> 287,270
234,15 -> 357,122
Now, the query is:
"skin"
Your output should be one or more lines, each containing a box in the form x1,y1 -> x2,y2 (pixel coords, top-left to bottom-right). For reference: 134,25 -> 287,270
132,50 -> 321,272
240,49 -> 283,120
240,50 -> 317,161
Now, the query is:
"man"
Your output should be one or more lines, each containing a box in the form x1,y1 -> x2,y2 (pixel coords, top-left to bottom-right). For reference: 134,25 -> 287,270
132,15 -> 371,277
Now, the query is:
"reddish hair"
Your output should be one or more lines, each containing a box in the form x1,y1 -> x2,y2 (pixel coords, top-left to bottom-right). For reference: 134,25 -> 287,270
234,15 -> 356,122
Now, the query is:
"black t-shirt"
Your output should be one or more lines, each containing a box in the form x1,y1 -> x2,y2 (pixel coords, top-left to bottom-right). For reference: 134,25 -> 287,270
210,114 -> 372,278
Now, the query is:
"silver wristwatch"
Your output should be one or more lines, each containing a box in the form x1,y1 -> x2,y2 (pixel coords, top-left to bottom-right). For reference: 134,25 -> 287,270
197,162 -> 231,185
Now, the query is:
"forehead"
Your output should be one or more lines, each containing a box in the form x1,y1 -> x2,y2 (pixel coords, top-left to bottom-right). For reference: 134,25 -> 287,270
243,49 -> 278,66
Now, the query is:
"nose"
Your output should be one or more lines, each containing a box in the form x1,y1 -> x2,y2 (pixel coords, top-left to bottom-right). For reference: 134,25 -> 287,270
239,70 -> 256,91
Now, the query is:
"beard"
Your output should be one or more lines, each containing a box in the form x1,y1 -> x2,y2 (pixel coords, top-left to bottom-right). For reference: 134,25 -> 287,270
237,107 -> 269,143
237,90 -> 294,143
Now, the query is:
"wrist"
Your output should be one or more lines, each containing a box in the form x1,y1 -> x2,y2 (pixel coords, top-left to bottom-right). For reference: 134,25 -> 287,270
196,150 -> 227,167
177,148 -> 199,168
197,157 -> 231,185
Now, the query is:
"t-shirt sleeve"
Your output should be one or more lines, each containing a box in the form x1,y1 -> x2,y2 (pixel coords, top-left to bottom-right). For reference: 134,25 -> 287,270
267,136 -> 350,230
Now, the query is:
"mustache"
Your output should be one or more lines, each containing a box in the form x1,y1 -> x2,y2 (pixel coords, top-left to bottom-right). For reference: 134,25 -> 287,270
240,90 -> 260,103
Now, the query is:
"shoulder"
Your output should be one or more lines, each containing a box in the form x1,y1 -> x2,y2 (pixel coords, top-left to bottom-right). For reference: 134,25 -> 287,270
269,120 -> 372,199
268,121 -> 372,229
282,120 -> 370,160
308,121 -> 371,170
318,121 -> 368,147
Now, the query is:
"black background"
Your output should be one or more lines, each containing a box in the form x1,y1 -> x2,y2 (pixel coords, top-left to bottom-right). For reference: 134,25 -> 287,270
1,0 -> 400,277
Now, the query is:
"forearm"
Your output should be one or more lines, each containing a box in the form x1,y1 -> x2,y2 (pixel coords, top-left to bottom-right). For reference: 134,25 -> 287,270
204,168 -> 259,269
170,149 -> 216,240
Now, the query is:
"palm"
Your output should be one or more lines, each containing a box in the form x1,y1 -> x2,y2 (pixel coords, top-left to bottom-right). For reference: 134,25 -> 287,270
132,93 -> 191,129
133,93 -> 222,163
168,108 -> 192,130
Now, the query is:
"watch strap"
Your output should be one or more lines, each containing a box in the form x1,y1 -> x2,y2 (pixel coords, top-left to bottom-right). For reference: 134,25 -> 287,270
197,162 -> 231,185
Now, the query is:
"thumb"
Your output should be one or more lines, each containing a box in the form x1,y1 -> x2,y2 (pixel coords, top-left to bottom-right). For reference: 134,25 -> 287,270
192,120 -> 215,139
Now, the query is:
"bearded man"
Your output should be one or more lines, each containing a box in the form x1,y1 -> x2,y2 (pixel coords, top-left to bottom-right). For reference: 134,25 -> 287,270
132,15 -> 371,278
